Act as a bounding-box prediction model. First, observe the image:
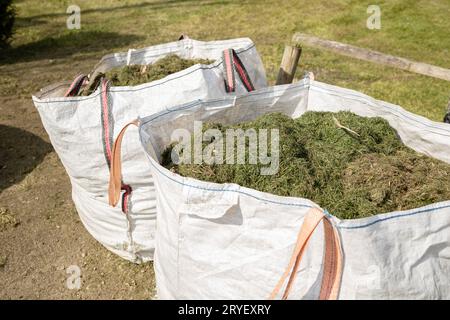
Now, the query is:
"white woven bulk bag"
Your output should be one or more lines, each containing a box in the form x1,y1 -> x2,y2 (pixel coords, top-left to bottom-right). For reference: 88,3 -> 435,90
32,37 -> 267,263
120,78 -> 450,298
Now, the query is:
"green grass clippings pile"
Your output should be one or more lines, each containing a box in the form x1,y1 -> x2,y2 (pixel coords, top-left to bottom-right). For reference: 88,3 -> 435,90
106,54 -> 214,86
82,55 -> 214,95
162,111 -> 450,219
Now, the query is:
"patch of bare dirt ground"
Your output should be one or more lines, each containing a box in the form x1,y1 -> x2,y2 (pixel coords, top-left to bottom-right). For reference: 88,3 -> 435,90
0,56 -> 155,299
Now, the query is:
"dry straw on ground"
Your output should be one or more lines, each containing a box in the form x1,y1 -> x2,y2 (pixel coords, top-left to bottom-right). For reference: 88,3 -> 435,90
83,55 -> 214,95
0,207 -> 19,231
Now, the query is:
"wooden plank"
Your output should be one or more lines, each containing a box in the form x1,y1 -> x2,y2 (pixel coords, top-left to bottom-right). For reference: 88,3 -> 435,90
276,44 -> 302,85
292,33 -> 450,82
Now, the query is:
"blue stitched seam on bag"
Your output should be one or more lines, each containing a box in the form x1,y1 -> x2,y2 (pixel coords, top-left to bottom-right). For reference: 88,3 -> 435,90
338,205 -> 450,229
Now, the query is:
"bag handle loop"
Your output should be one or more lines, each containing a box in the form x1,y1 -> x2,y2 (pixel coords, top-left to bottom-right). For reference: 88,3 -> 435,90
64,74 -> 88,97
269,207 -> 343,300
222,48 -> 255,93
108,119 -> 140,208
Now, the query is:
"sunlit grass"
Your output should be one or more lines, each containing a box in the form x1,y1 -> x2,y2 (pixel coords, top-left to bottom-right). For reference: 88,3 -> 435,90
4,0 -> 450,121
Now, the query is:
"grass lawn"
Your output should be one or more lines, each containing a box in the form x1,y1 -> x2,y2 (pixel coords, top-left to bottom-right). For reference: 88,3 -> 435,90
3,0 -> 450,119
0,0 -> 449,299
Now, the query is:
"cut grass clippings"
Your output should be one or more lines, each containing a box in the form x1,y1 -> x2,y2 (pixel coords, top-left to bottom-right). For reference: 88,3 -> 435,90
106,54 -> 213,86
163,111 -> 450,219
82,54 -> 214,95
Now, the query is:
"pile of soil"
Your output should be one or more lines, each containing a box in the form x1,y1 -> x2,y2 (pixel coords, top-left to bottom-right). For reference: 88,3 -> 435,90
162,111 -> 450,219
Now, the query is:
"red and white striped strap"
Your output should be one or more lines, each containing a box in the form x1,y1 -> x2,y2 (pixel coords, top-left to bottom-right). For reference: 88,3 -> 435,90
222,49 -> 255,93
269,208 -> 343,300
99,79 -> 132,214
64,74 -> 88,97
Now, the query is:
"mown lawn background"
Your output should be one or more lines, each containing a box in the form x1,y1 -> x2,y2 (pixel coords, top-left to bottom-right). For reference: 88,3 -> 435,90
3,0 -> 450,120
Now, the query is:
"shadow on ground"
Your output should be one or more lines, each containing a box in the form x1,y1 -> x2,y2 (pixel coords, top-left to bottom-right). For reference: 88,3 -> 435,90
0,125 -> 53,192
0,31 -> 143,65
14,17 -> 47,29
16,0 -> 231,21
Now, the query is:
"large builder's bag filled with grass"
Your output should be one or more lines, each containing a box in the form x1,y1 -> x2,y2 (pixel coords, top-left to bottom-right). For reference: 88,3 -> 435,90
118,79 -> 450,298
32,37 -> 267,263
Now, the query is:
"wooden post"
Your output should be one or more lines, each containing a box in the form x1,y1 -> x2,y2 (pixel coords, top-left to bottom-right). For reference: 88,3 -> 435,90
445,97 -> 450,123
276,44 -> 302,85
292,33 -> 450,82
